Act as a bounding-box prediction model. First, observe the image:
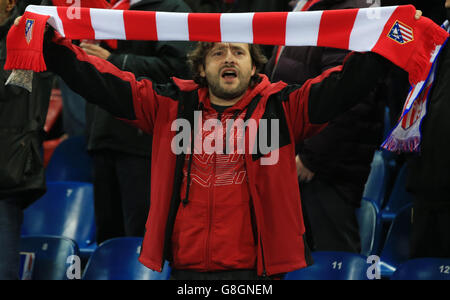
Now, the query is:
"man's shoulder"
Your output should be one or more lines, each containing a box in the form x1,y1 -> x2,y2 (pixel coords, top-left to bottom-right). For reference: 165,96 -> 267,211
172,77 -> 199,92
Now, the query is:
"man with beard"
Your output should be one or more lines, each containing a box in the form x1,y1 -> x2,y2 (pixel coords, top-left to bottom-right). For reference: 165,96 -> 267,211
406,0 -> 450,259
22,10 -> 420,276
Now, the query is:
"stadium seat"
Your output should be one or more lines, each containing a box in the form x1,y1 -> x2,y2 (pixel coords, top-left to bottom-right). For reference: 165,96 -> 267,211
82,237 -> 171,280
22,181 -> 97,257
284,251 -> 370,280
379,204 -> 412,278
19,235 -> 79,280
391,258 -> 450,280
357,198 -> 381,256
45,136 -> 93,182
380,164 -> 414,221
362,151 -> 388,208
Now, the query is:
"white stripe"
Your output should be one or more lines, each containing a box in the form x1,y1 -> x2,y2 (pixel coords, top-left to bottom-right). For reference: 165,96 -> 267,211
156,12 -> 189,41
398,23 -> 413,34
130,0 -> 143,7
401,33 -> 413,40
285,11 -> 322,46
220,13 -> 254,44
405,81 -> 425,111
90,9 -> 126,40
26,5 -> 65,37
401,31 -> 413,39
349,6 -> 396,51
399,29 -> 413,39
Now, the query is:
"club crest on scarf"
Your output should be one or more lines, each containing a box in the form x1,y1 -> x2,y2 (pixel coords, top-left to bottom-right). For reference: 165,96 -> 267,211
388,21 -> 414,44
25,19 -> 35,45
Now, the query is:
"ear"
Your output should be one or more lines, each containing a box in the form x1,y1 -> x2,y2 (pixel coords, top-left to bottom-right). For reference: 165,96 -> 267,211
251,64 -> 256,76
199,64 -> 206,78
6,0 -> 17,13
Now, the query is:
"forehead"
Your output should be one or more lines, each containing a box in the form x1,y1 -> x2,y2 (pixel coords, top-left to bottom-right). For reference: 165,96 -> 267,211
209,43 -> 250,52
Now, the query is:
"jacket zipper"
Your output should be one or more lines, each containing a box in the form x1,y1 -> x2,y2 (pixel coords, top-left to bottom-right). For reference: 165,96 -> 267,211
205,113 -> 222,270
260,235 -> 267,278
205,166 -> 215,271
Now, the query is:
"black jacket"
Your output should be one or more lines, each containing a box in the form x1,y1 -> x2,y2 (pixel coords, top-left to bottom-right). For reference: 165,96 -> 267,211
407,40 -> 450,196
85,0 -> 192,157
0,8 -> 53,206
265,0 -> 385,207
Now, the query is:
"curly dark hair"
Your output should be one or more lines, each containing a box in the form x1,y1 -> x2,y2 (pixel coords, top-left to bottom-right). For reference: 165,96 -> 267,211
187,42 -> 268,88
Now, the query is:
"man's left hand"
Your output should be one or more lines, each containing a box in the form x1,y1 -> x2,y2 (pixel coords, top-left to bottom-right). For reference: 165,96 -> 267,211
80,42 -> 111,60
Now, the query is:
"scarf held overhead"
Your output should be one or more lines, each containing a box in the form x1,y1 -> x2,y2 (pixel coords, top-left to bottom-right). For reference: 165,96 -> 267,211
4,5 -> 450,153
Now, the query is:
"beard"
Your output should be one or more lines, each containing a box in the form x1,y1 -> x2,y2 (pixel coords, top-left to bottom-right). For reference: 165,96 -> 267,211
206,72 -> 251,101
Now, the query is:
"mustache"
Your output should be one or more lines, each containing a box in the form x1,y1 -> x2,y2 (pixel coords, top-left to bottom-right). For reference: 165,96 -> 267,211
220,65 -> 239,72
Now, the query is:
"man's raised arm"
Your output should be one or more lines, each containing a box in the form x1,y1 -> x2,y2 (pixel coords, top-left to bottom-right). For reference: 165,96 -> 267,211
11,13 -> 166,135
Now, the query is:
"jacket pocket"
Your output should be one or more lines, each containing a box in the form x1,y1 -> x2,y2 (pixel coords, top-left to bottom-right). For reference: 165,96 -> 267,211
0,131 -> 39,189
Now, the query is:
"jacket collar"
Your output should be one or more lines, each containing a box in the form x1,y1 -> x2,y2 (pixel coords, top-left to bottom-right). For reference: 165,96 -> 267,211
197,74 -> 272,113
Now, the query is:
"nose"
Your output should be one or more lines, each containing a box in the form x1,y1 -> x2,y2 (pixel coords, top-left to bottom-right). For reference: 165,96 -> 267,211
223,48 -> 236,65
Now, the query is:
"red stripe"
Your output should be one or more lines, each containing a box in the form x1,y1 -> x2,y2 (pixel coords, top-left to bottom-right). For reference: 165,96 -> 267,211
188,13 -> 221,42
274,46 -> 283,66
317,9 -> 358,49
302,0 -> 322,11
57,7 -> 95,40
123,10 -> 157,40
408,106 -> 416,127
253,12 -> 288,45
401,112 -> 408,129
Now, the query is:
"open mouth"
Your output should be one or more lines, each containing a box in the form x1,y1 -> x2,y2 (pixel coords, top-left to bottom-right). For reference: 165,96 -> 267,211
221,69 -> 238,80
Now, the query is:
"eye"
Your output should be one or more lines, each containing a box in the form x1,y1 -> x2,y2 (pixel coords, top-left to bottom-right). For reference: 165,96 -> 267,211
212,51 -> 223,57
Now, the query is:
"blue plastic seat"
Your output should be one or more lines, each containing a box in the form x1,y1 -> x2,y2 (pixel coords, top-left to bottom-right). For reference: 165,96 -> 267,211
391,258 -> 450,280
357,198 -> 381,256
285,251 -> 369,280
82,237 -> 171,280
45,136 -> 93,182
19,235 -> 79,280
379,204 -> 412,278
380,164 -> 414,221
362,151 -> 388,208
22,181 -> 97,257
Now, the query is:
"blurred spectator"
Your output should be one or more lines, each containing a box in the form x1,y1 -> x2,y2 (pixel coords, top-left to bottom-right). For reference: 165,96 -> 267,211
406,0 -> 450,258
265,0 -> 385,253
0,0 -> 53,279
59,78 -> 87,137
185,0 -> 291,13
78,0 -> 193,244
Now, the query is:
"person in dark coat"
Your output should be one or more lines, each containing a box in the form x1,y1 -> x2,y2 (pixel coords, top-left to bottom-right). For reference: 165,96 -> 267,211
76,0 -> 193,244
265,0 -> 385,253
406,0 -> 450,259
0,0 -> 53,279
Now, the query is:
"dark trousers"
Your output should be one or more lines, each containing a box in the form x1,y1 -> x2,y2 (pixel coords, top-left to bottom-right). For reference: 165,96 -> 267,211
92,151 -> 151,244
410,194 -> 450,258
0,198 -> 23,280
300,178 -> 361,253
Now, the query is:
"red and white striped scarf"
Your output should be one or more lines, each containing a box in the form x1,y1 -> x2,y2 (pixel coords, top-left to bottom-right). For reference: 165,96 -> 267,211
5,5 -> 449,152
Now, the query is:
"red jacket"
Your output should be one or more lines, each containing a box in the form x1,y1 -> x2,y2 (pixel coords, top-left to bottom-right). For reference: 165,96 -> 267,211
44,35 -> 391,276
